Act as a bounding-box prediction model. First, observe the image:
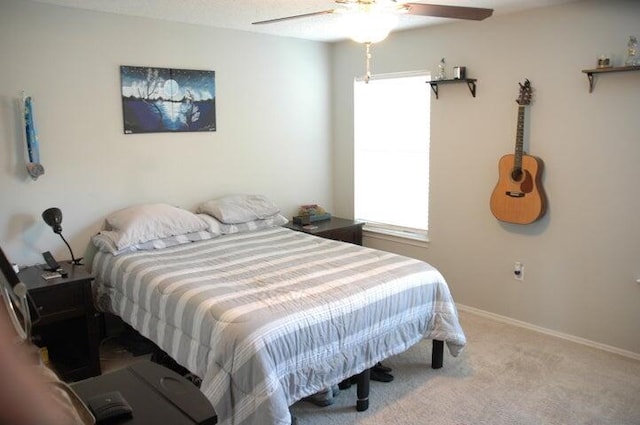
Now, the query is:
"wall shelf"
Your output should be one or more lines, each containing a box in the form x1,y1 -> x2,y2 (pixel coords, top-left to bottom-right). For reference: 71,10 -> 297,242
428,78 -> 477,99
581,65 -> 640,93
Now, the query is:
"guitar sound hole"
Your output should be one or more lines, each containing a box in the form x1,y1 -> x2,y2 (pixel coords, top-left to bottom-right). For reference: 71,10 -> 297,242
511,168 -> 523,182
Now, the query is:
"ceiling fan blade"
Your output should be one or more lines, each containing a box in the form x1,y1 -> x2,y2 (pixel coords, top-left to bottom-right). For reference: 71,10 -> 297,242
405,3 -> 493,21
252,10 -> 335,25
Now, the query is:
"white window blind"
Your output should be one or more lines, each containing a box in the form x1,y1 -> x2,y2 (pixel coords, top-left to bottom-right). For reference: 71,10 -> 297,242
354,73 -> 430,239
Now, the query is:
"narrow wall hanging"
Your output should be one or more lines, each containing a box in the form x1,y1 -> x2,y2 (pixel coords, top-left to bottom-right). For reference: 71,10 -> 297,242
23,92 -> 44,179
120,66 -> 216,134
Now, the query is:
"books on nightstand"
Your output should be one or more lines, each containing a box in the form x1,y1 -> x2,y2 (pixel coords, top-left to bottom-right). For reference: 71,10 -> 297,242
293,204 -> 331,225
41,270 -> 62,280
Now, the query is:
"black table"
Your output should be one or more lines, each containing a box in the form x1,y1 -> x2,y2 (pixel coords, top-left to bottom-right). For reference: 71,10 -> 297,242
18,263 -> 101,381
71,360 -> 216,425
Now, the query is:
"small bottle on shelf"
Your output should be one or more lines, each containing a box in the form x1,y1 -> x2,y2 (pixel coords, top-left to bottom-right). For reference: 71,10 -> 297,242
437,58 -> 447,80
625,35 -> 639,66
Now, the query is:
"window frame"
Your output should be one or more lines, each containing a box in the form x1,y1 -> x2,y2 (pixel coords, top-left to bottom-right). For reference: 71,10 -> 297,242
353,70 -> 431,245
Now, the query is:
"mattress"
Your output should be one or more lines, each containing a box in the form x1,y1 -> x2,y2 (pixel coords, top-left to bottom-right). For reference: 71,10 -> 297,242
92,226 -> 466,425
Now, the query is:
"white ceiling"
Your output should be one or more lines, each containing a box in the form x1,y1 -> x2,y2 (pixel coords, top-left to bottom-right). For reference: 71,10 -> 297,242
31,0 -> 576,42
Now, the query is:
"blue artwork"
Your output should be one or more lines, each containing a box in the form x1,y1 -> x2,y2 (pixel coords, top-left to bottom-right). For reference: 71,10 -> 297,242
23,95 -> 44,179
120,66 -> 216,134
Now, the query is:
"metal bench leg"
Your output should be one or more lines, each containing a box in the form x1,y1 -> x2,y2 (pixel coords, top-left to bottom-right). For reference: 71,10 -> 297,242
355,368 -> 370,411
432,339 -> 444,369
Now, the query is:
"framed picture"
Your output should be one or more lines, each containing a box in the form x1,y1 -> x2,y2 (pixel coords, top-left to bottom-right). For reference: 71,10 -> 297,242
120,65 -> 216,134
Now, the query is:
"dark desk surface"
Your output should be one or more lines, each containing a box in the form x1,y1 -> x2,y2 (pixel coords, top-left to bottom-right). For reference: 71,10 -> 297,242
284,217 -> 364,245
18,262 -> 92,291
284,216 -> 363,235
72,360 -> 216,425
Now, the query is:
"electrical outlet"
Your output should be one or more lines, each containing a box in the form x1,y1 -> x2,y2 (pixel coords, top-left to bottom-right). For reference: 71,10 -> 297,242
514,262 -> 524,281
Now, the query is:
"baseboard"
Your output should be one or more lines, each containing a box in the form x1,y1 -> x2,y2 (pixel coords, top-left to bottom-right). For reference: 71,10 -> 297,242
456,304 -> 640,362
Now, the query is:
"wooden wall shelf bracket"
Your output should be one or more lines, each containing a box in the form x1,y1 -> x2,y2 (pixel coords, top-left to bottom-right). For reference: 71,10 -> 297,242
581,65 -> 640,93
428,78 -> 477,99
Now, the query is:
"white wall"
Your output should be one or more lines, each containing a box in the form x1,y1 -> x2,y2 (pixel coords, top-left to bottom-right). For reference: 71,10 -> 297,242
0,0 -> 333,265
331,0 -> 640,355
2,0 -> 639,357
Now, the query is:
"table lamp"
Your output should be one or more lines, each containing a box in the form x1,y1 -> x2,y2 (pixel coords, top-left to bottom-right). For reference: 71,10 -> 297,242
42,207 -> 82,265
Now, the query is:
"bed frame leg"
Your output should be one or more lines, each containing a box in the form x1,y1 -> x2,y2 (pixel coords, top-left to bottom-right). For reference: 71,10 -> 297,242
355,368 -> 370,411
432,339 -> 444,369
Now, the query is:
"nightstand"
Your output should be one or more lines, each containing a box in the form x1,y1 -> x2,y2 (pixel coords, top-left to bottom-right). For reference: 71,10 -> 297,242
18,262 -> 101,382
285,217 -> 364,245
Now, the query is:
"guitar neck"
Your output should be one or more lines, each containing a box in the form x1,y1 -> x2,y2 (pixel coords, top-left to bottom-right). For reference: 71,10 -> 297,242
514,105 -> 526,169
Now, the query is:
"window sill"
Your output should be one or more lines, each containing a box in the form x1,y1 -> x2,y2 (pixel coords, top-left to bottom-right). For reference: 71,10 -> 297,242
363,226 -> 430,249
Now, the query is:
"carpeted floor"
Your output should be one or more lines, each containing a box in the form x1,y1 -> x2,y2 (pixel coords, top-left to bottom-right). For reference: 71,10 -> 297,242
289,310 -> 640,425
100,310 -> 640,425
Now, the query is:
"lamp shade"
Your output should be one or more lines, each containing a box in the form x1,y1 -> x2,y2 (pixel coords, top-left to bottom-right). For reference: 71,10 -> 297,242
42,207 -> 63,234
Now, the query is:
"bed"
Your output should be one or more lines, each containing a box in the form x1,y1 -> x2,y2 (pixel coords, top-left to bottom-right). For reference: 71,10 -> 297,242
90,198 -> 466,425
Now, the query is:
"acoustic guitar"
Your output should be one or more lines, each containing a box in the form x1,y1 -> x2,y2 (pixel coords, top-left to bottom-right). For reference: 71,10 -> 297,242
490,80 -> 546,224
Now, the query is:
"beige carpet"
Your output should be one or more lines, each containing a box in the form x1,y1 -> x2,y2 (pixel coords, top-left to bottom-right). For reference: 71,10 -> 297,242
290,310 -> 640,425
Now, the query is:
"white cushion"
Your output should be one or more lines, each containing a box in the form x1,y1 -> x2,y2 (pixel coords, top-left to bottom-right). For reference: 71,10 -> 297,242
105,203 -> 207,250
196,194 -> 280,224
198,213 -> 288,235
93,230 -> 217,255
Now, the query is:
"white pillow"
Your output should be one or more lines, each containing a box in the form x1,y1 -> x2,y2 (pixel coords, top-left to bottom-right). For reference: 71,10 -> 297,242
93,230 -> 217,256
196,194 -> 280,224
198,213 -> 288,235
105,203 -> 208,250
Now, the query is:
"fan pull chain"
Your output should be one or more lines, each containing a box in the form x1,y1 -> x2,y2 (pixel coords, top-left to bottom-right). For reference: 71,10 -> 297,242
365,42 -> 372,83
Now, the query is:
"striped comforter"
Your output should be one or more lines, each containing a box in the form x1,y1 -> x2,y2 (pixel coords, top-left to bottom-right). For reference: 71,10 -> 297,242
92,227 -> 466,425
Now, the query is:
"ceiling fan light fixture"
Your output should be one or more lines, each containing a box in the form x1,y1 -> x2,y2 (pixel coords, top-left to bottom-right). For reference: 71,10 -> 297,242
342,9 -> 399,43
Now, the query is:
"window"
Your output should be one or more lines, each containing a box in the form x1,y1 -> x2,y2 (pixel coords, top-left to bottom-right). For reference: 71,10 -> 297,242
353,72 -> 431,241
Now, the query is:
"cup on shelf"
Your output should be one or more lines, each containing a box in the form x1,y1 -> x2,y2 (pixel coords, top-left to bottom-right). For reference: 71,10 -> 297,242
597,54 -> 612,68
453,66 -> 466,79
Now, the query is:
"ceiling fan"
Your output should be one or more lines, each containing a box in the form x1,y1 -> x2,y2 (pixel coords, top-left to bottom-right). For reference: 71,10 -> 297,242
253,1 -> 494,42
253,1 -> 493,81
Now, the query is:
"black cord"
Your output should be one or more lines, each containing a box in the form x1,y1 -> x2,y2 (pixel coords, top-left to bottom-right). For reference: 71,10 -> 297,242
58,233 -> 83,265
